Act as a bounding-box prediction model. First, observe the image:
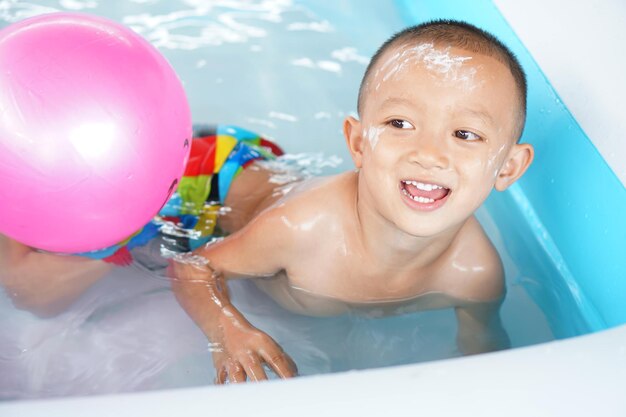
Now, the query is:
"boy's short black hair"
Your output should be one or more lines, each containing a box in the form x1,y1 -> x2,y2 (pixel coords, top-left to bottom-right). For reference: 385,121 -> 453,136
358,19 -> 527,141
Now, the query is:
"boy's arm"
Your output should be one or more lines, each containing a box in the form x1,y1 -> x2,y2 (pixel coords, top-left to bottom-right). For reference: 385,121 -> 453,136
168,208 -> 298,383
452,223 -> 510,355
455,300 -> 510,355
0,235 -> 114,317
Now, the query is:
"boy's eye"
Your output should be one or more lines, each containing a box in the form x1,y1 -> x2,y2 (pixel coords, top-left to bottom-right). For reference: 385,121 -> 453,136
454,130 -> 482,141
389,119 -> 414,129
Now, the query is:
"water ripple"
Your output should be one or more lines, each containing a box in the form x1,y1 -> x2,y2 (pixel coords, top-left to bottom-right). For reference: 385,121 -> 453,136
123,0 -> 296,50
0,1 -> 58,22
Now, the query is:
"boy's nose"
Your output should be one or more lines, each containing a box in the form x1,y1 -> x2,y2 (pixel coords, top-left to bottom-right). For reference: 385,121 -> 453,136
407,135 -> 450,170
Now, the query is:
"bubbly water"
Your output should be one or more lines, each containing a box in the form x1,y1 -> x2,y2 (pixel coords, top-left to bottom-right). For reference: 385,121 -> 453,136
0,0 -> 558,400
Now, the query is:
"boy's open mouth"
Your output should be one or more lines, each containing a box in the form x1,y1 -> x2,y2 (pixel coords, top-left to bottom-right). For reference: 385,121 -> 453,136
400,180 -> 450,210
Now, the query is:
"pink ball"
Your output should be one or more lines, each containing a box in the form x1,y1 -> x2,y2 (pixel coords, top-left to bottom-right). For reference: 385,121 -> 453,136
0,13 -> 192,253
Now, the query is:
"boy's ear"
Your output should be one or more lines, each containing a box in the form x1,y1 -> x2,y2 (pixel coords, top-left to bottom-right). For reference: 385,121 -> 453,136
495,143 -> 534,191
343,116 -> 365,168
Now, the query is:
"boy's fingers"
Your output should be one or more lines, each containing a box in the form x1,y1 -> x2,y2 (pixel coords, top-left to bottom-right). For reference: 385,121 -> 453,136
215,367 -> 227,385
260,348 -> 297,379
243,356 -> 268,382
228,362 -> 246,383
286,355 -> 299,375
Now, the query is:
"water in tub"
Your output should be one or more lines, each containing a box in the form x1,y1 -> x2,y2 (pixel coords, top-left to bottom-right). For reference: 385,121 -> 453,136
0,0 -> 555,399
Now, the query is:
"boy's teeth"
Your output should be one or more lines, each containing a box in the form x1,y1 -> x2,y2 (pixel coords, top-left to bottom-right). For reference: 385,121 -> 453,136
401,188 -> 435,203
402,180 -> 443,191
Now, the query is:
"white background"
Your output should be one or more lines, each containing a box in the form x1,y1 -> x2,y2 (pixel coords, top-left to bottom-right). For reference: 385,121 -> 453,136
495,0 -> 626,186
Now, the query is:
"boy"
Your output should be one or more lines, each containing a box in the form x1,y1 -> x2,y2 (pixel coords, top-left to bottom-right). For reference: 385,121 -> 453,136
169,19 -> 534,384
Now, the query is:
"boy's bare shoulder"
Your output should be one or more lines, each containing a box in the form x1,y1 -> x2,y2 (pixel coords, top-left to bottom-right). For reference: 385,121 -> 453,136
264,172 -> 354,222
437,216 -> 505,304
244,172 -> 355,246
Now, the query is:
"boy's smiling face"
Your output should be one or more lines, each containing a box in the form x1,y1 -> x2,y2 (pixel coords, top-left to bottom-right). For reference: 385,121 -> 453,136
345,42 -> 533,237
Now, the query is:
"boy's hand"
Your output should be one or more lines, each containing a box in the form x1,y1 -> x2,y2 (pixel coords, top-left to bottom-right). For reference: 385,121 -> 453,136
212,307 -> 297,383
